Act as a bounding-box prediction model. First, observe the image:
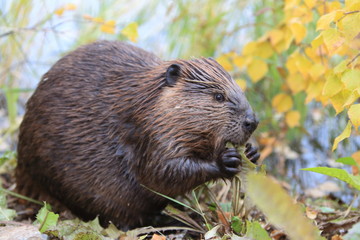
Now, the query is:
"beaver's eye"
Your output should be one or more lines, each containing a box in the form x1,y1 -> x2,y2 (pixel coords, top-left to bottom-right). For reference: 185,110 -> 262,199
214,93 -> 225,102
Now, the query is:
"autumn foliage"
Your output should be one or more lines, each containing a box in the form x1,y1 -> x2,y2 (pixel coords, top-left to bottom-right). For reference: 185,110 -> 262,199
217,0 -> 359,154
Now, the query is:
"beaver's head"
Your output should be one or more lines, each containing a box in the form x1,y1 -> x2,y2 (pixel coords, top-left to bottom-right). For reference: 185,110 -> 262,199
146,58 -> 258,158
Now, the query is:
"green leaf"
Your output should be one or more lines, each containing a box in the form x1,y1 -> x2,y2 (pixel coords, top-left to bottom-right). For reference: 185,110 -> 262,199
302,167 -> 360,191
231,216 -> 243,234
245,221 -> 271,240
0,189 -> 16,221
36,203 -> 59,233
247,173 -> 323,240
336,157 -> 357,166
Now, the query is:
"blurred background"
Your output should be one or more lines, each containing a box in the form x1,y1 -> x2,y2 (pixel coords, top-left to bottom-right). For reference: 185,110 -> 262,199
1,0 -> 359,205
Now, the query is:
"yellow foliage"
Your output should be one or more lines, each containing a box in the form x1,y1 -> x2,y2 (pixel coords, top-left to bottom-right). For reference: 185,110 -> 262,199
332,120 -> 352,151
233,55 -> 250,69
242,42 -> 257,56
54,3 -> 76,16
247,59 -> 268,83
305,80 -> 325,104
272,93 -> 293,113
309,63 -> 326,81
316,11 -> 336,31
329,89 -> 352,114
348,104 -> 360,129
285,110 -> 301,127
286,73 -> 308,94
217,54 -> 233,71
235,78 -> 247,91
342,70 -> 360,90
341,12 -> 360,41
255,41 -> 274,58
269,29 -> 284,46
121,22 -> 139,42
289,21 -> 307,44
100,20 -> 116,34
323,73 -> 343,97
321,29 -> 345,54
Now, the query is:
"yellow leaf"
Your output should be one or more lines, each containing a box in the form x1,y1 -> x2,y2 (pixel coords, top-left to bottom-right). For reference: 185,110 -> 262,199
64,3 -> 76,10
323,73 -> 343,97
304,0 -> 316,9
295,54 -> 312,78
242,42 -> 257,56
235,78 -> 247,90
216,55 -> 233,71
334,60 -> 349,74
269,29 -> 284,46
346,0 -> 360,10
247,59 -> 268,83
334,10 -> 345,21
332,120 -> 352,151
330,89 -> 352,114
54,8 -> 65,16
286,54 -> 298,75
287,73 -> 308,93
348,104 -> 360,129
274,26 -> 293,53
322,28 -> 345,54
254,41 -> 274,58
93,17 -> 104,23
272,93 -> 293,113
100,20 -> 116,34
309,63 -> 326,80
342,70 -> 360,90
285,110 -> 301,127
343,90 -> 360,108
121,22 -> 138,42
306,81 -> 325,103
316,11 -> 336,31
311,34 -> 324,49
289,21 -> 307,44
233,55 -> 250,68
341,12 -> 360,41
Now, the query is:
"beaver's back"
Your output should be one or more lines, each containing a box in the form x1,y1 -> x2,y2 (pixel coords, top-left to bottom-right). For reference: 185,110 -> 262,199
16,41 -> 164,227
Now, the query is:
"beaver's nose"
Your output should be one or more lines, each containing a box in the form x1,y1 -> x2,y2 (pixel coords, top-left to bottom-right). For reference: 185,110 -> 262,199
243,111 -> 259,133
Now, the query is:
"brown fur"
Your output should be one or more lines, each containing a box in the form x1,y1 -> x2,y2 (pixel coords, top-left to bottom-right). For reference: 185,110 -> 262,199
16,41 -> 257,229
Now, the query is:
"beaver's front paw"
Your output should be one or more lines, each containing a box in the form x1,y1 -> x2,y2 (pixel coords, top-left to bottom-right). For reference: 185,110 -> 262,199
245,143 -> 260,164
218,148 -> 241,178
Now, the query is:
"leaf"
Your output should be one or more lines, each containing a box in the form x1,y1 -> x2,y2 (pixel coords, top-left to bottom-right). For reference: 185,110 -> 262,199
334,60 -> 349,74
235,78 -> 247,90
336,157 -> 357,166
255,41 -> 274,58
332,120 -> 352,151
348,104 -> 360,129
272,93 -> 293,113
217,54 -> 233,71
247,173 -> 323,240
322,29 -> 345,54
341,12 -> 360,41
121,22 -> 138,42
233,55 -> 250,68
242,42 -> 257,55
329,89 -> 352,114
302,167 -> 360,191
247,59 -> 268,83
286,73 -> 307,93
245,221 -> 271,240
285,110 -> 301,128
289,21 -> 307,43
231,216 -> 243,234
311,34 -> 324,49
0,193 -> 16,221
309,63 -> 326,80
323,73 -> 343,97
36,203 -> 59,233
342,70 -> 360,91
316,11 -> 336,31
100,20 -> 116,34
269,29 -> 284,46
204,225 -> 221,239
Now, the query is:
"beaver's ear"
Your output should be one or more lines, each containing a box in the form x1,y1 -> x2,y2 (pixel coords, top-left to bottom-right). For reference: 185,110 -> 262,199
165,64 -> 181,87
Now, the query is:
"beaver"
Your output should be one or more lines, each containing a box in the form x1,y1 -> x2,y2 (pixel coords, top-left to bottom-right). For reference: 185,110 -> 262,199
16,40 -> 259,229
